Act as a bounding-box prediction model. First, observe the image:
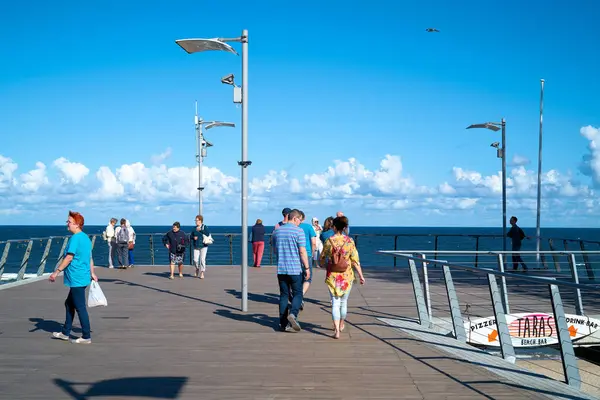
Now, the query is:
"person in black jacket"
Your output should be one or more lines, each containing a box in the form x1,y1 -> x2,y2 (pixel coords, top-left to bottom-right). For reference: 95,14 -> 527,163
162,221 -> 188,279
190,215 -> 210,279
251,219 -> 266,267
507,216 -> 528,271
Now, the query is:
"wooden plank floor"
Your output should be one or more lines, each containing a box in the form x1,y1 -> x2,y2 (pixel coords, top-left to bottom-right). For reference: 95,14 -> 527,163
0,265 -> 580,399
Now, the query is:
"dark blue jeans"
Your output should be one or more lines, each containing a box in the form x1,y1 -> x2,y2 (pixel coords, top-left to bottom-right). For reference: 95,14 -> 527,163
278,273 -> 303,330
62,286 -> 91,339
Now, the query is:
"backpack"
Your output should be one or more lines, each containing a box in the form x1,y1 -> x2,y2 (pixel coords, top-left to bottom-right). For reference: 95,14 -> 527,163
327,238 -> 349,273
117,226 -> 129,244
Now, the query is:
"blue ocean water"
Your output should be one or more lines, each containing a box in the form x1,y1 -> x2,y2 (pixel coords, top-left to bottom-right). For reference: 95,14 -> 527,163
1,226 -> 600,277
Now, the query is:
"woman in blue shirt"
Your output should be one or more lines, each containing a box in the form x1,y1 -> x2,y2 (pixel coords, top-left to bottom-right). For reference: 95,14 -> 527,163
49,211 -> 97,344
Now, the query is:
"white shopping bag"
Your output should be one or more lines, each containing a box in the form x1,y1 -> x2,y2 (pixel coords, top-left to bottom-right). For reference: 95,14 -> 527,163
88,281 -> 108,307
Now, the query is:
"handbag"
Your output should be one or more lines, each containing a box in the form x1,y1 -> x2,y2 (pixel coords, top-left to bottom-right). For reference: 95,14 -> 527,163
201,225 -> 214,245
128,242 -> 134,250
202,233 -> 214,245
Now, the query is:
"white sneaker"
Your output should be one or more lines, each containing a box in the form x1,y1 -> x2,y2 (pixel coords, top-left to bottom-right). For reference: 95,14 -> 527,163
70,337 -> 92,344
52,332 -> 69,341
287,314 -> 301,332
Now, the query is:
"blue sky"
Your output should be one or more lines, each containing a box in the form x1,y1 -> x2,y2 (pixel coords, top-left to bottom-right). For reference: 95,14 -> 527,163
1,0 -> 599,227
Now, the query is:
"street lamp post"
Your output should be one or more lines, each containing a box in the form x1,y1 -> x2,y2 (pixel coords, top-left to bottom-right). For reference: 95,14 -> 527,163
194,102 -> 235,215
535,79 -> 545,261
176,30 -> 251,312
467,119 -> 507,253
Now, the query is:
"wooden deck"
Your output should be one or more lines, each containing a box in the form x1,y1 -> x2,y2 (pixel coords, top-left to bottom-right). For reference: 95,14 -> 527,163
0,265 -> 593,399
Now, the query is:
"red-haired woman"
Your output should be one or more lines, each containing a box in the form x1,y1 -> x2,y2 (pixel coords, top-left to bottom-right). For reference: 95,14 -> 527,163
49,211 -> 98,344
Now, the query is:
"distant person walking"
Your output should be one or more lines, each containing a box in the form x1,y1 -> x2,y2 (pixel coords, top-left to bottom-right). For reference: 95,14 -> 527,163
507,216 -> 528,271
320,216 -> 335,244
190,215 -> 210,279
163,222 -> 188,279
103,218 -> 117,268
320,216 -> 365,339
298,211 -> 317,303
273,208 -> 291,231
126,219 -> 136,268
251,219 -> 266,268
336,211 -> 349,235
312,217 -> 323,266
49,211 -> 98,344
272,209 -> 310,332
114,218 -> 130,269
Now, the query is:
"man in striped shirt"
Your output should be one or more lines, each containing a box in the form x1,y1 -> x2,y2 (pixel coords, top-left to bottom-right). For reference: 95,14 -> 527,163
272,209 -> 311,332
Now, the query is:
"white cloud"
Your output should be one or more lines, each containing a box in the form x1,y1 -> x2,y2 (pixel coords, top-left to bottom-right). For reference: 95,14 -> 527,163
510,154 -> 530,166
1,125 -> 600,225
580,125 -> 600,184
20,162 -> 49,192
0,155 -> 18,191
151,147 -> 172,165
53,157 -> 90,184
92,166 -> 124,200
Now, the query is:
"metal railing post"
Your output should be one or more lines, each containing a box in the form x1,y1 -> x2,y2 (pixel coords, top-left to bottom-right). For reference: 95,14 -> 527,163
487,273 -> 516,363
442,264 -> 467,342
418,253 -> 432,319
269,235 -> 273,265
496,253 -> 510,314
229,235 -> 233,265
0,242 -> 10,280
579,241 -> 595,281
54,237 -> 69,271
549,283 -> 581,389
17,240 -> 34,281
149,235 -> 155,265
567,253 -> 584,315
474,236 -> 480,268
36,238 -> 53,276
548,239 -> 561,272
433,235 -> 439,260
407,258 -> 430,327
393,236 -> 398,268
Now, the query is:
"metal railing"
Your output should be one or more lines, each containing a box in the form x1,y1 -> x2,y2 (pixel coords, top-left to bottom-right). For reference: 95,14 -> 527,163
2,232 -> 600,283
379,249 -> 600,393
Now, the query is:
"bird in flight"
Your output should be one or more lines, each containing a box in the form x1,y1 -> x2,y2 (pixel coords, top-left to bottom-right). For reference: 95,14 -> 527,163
426,28 -> 440,33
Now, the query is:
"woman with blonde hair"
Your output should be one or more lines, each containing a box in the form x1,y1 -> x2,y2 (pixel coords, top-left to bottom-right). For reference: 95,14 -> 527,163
320,216 -> 365,339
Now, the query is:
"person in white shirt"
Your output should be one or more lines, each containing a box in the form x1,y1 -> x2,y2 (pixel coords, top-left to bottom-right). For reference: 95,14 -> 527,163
126,219 -> 136,268
104,218 -> 117,268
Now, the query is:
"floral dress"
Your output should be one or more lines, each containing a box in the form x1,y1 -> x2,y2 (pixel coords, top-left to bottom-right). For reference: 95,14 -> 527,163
320,234 -> 360,297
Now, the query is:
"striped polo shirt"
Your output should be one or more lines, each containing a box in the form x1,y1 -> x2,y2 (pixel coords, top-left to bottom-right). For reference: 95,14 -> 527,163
272,223 -> 306,275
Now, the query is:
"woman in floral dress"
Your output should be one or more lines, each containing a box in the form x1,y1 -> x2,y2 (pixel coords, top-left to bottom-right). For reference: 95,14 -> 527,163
320,216 -> 366,339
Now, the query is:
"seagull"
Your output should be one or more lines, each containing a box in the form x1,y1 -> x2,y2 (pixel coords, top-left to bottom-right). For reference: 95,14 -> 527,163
426,28 -> 440,33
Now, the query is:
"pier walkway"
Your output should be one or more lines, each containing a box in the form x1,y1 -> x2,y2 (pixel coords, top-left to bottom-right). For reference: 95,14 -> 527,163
0,265 -> 595,399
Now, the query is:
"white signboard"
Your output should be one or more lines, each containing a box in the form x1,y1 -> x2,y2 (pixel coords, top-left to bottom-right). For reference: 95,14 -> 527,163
465,313 -> 600,348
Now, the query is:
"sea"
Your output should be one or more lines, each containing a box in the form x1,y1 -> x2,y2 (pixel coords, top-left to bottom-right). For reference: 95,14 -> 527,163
2,225 -> 600,279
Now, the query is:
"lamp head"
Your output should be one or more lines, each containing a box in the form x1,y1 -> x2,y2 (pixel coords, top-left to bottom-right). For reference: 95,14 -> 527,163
491,142 -> 500,148
221,74 -> 235,86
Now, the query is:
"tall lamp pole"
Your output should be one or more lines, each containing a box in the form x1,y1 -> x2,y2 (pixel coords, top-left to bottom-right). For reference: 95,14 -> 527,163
535,79 -> 545,260
467,120 -> 507,253
194,102 -> 235,215
176,30 -> 250,312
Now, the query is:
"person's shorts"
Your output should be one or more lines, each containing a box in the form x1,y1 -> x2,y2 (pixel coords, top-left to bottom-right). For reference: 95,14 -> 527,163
170,253 -> 184,265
